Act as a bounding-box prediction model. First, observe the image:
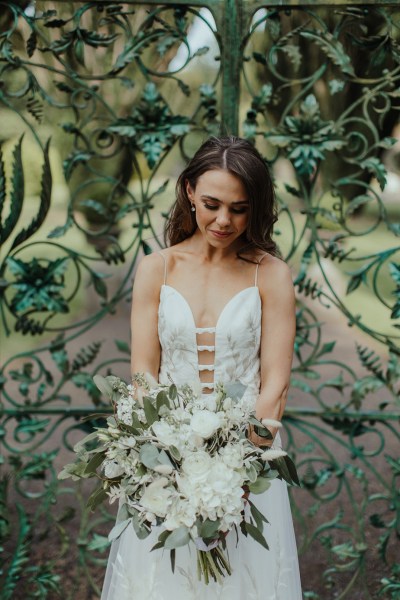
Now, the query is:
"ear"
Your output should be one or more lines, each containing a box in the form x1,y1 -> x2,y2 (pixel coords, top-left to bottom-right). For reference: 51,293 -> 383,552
185,179 -> 194,201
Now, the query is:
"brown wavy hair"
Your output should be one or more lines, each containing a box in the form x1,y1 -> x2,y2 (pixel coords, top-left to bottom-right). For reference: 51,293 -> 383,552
165,136 -> 279,259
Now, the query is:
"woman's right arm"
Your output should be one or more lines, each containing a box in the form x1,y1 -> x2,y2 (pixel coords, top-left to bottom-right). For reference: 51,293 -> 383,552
130,253 -> 164,381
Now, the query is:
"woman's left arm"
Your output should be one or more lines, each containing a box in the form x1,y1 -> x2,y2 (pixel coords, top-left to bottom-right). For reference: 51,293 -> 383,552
256,257 -> 296,428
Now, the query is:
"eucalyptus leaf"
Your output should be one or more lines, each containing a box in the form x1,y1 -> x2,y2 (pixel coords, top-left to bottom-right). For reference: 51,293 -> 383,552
156,390 -> 170,412
271,456 -> 300,486
164,526 -> 190,549
199,519 -> 221,539
131,510 -> 151,540
169,446 -> 181,461
158,449 -> 173,467
224,381 -> 246,401
249,477 -> 271,494
245,521 -> 269,550
245,464 -> 258,484
87,486 -> 108,512
116,503 -> 130,524
84,450 -> 106,475
93,375 -> 113,399
73,431 -> 99,453
140,444 -> 160,469
249,501 -> 269,531
108,518 -> 131,542
143,396 -> 158,425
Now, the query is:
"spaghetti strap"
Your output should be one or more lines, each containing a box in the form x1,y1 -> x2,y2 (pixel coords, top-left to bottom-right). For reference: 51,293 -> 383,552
158,251 -> 167,285
254,253 -> 268,287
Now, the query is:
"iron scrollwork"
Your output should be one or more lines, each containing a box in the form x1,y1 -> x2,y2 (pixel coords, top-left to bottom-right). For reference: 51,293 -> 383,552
0,2 -> 399,598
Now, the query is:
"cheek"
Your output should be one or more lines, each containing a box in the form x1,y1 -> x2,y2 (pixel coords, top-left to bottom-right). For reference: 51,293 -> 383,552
197,206 -> 213,222
237,214 -> 249,230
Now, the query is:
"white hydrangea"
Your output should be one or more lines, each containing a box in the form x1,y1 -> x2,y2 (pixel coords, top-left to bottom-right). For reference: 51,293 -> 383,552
164,497 -> 197,531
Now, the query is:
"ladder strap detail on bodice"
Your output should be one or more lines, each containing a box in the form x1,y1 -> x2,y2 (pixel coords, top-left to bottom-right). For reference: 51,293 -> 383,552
157,251 -> 265,404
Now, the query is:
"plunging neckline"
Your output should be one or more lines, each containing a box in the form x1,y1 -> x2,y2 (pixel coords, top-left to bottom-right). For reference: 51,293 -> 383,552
161,284 -> 259,331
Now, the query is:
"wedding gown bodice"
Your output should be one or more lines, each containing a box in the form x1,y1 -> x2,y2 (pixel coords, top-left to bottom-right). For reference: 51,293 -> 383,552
158,270 -> 262,407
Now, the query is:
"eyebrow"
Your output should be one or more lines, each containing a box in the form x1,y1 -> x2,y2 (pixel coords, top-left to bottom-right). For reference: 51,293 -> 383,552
200,194 -> 249,205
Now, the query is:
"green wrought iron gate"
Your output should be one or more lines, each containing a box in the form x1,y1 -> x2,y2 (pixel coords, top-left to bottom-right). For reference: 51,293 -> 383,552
0,1 -> 399,598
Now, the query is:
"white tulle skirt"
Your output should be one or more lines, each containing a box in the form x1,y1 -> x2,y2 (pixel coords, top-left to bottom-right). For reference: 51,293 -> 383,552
100,475 -> 302,600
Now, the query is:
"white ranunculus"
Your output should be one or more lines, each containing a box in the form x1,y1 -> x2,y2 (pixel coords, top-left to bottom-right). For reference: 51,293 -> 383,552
152,421 -> 176,446
190,410 -> 221,439
140,477 -> 172,517
261,448 -> 287,461
181,451 -> 212,484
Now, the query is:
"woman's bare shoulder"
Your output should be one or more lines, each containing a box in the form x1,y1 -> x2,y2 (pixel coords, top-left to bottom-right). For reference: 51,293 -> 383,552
257,254 -> 294,299
158,242 -> 195,267
133,252 -> 166,295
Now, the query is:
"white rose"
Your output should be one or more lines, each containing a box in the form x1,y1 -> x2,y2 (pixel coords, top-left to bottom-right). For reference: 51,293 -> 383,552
190,410 -> 221,439
181,451 -> 212,484
140,477 -> 172,517
152,421 -> 176,446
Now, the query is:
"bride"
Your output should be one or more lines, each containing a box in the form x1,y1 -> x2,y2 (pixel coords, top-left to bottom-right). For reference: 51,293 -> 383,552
101,136 -> 302,599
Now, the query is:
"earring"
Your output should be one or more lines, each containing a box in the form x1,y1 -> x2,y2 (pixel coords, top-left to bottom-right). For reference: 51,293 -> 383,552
191,205 -> 196,212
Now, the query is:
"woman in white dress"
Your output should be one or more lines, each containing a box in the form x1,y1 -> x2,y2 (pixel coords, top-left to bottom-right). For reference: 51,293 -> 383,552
101,136 -> 302,599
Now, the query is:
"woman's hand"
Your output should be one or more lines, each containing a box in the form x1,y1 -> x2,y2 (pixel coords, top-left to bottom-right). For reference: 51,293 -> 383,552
248,424 -> 273,448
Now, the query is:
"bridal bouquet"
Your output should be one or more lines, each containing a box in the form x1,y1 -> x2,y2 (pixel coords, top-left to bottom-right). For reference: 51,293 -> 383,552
59,374 -> 299,584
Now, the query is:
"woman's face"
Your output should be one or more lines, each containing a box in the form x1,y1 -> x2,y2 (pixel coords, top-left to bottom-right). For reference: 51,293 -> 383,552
186,169 -> 249,248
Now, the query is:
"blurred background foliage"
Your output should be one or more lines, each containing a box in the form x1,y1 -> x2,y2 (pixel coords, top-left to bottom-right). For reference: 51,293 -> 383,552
0,1 -> 399,598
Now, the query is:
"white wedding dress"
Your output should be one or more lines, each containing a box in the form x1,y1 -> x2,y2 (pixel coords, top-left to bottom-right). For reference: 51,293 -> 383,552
101,255 -> 302,599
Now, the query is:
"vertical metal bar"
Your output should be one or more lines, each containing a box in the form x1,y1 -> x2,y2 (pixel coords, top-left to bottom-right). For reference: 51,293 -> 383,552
216,0 -> 245,135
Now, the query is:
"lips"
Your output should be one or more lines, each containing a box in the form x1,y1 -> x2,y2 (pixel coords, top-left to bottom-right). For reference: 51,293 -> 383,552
210,230 -> 232,238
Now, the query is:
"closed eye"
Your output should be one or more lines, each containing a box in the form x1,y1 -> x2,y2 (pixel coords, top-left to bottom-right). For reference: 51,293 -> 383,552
203,203 -> 248,214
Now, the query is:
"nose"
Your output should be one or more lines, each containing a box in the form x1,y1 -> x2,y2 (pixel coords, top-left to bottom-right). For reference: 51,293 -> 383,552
215,209 -> 230,227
